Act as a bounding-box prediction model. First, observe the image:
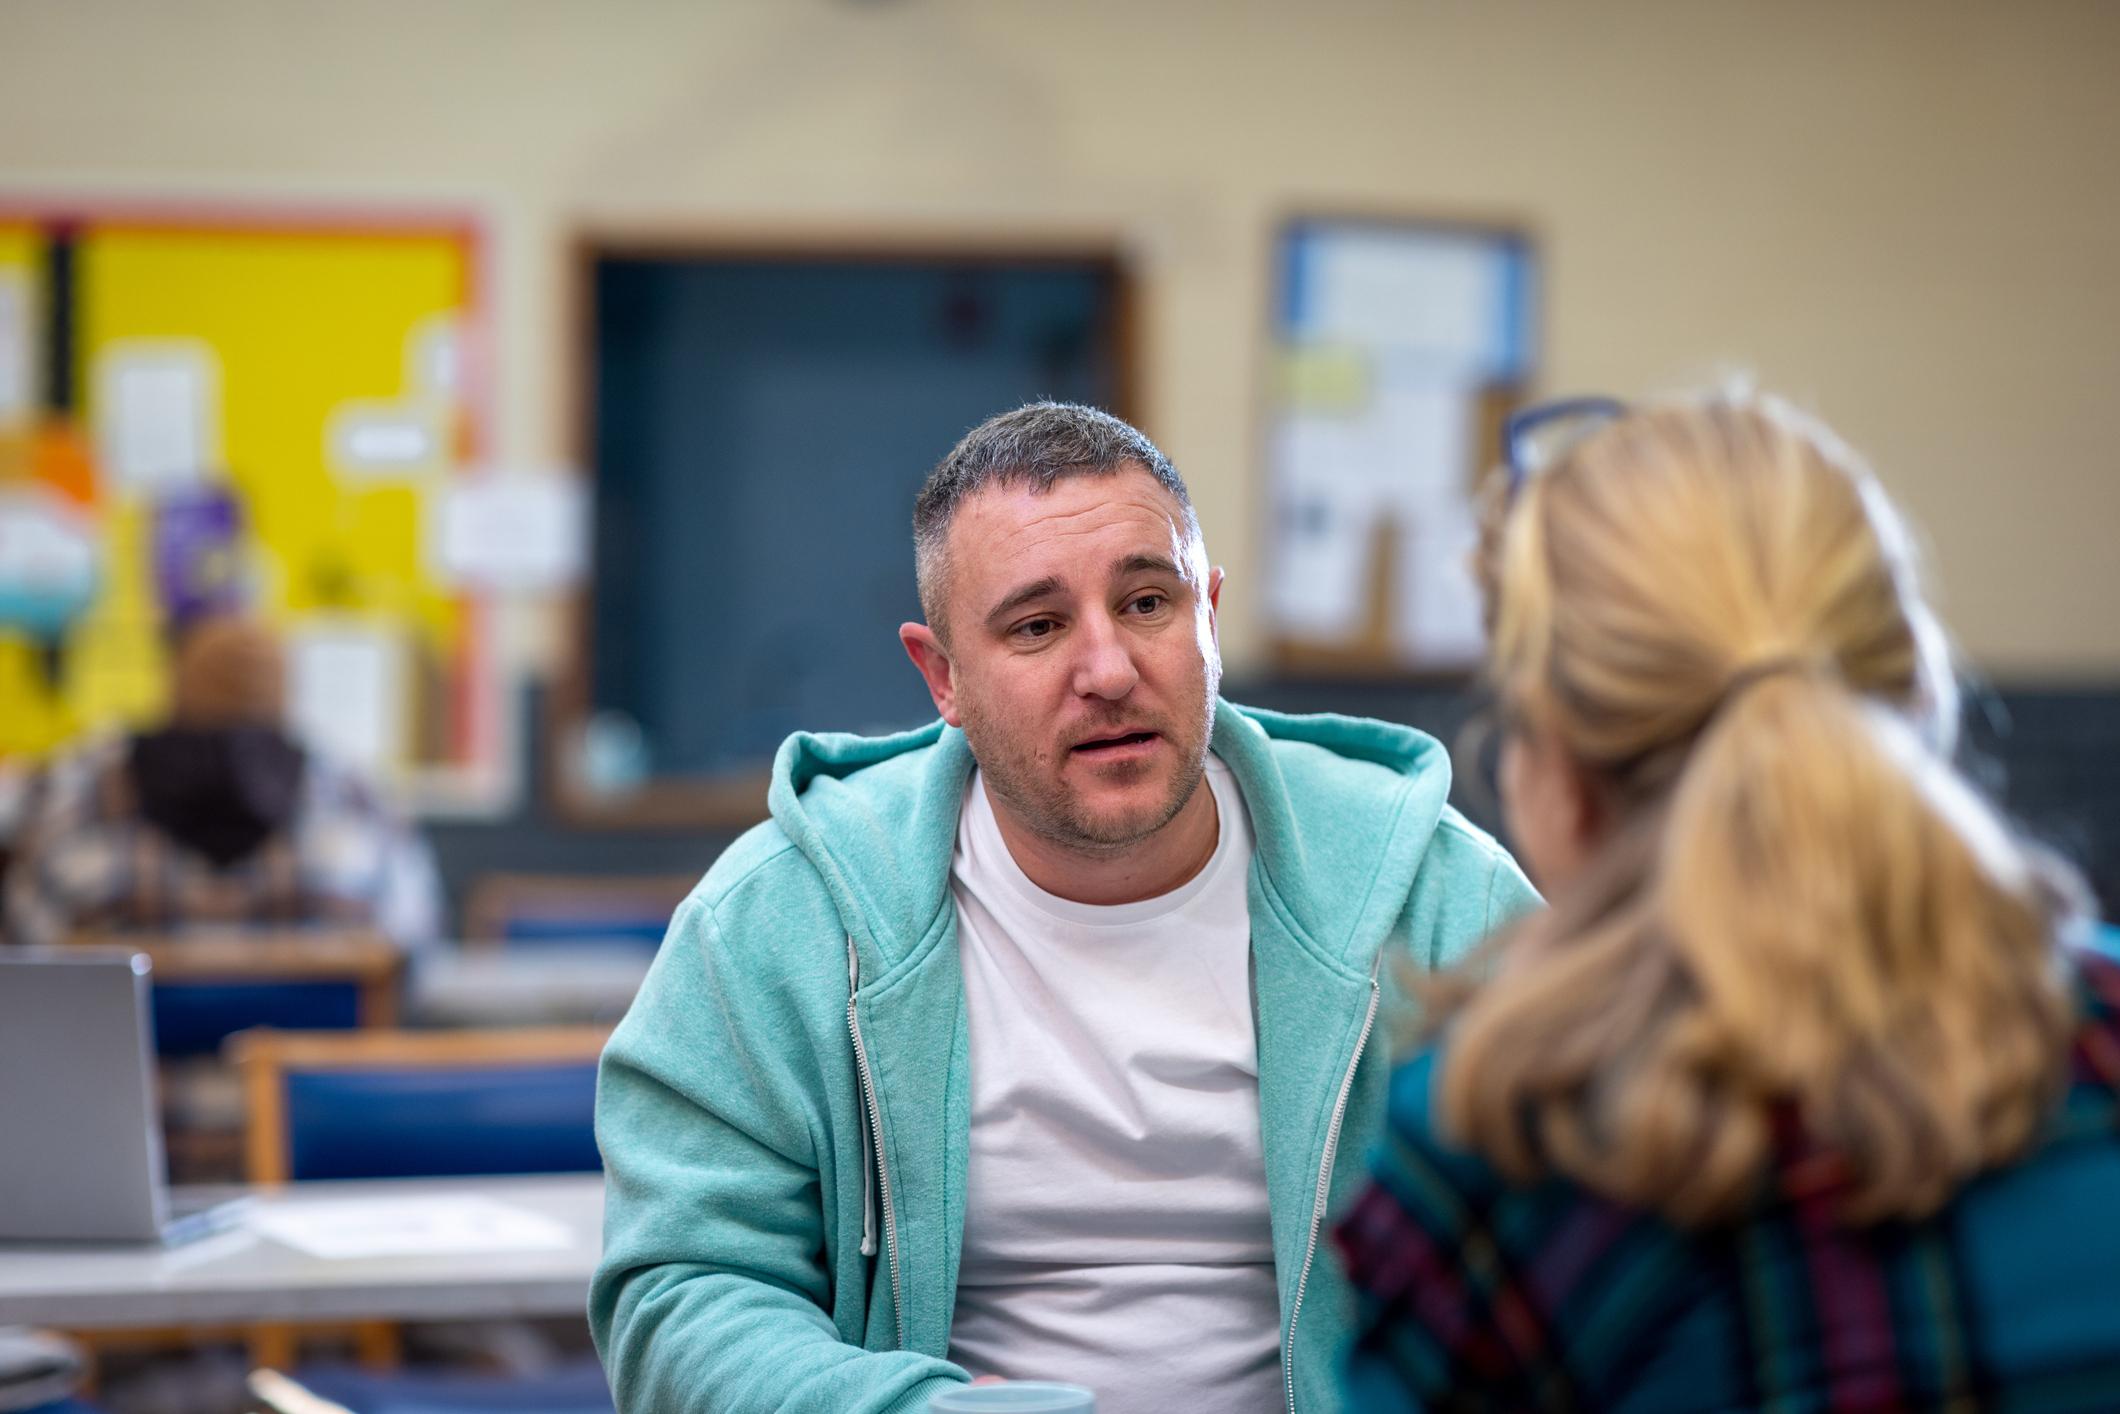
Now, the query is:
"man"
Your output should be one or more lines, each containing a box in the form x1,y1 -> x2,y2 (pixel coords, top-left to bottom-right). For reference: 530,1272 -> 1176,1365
591,403 -> 1537,1413
3,612 -> 438,951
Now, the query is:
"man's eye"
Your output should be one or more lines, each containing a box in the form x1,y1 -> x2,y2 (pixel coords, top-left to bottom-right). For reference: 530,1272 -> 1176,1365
1128,594 -> 1166,615
1015,618 -> 1057,640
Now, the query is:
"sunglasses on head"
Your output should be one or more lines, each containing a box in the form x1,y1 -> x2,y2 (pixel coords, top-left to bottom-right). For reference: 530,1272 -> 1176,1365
1502,395 -> 1628,495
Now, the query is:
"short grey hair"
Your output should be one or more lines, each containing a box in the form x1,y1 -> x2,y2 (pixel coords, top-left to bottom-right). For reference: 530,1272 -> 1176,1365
913,402 -> 1198,638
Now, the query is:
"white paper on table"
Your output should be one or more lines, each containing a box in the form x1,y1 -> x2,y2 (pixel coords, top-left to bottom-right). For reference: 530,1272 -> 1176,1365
94,341 -> 220,491
0,270 -> 31,425
1264,414 -> 1379,640
1392,503 -> 1486,665
1295,228 -> 1520,379
286,619 -> 407,776
249,1194 -> 573,1260
428,476 -> 587,592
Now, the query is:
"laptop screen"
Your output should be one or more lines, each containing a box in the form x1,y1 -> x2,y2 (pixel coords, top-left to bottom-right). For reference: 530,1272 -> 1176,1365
0,949 -> 172,1241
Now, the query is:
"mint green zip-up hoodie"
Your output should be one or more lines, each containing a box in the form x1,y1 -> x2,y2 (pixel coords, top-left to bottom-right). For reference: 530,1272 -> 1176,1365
591,698 -> 1537,1414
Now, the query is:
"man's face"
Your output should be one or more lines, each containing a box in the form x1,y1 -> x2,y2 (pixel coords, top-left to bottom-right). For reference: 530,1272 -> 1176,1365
903,466 -> 1223,855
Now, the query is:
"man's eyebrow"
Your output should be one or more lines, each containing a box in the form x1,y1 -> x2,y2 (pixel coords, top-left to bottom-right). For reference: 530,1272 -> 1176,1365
1114,552 -> 1186,582
981,555 -> 1192,629
983,575 -> 1066,628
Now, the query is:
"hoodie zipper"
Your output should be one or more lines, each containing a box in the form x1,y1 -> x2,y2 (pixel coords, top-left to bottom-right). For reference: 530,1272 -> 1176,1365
1283,960 -> 1382,1414
846,937 -> 906,1350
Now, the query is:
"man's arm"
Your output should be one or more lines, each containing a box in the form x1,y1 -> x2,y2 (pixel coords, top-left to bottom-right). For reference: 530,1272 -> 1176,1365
591,898 -> 965,1414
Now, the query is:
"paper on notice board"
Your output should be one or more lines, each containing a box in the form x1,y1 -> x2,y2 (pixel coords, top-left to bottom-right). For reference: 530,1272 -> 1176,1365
287,619 -> 406,776
1276,346 -> 1371,415
1392,504 -> 1486,665
1266,384 -> 1480,643
1299,229 -> 1516,379
428,477 -> 587,592
0,271 -> 30,425
1373,378 -> 1476,499
249,1193 -> 573,1260
408,316 -> 463,399
0,487 -> 98,636
95,341 -> 220,492
1265,414 -> 1377,640
327,400 -> 449,480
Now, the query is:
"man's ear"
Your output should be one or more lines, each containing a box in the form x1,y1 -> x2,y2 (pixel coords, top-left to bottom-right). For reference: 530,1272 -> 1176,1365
1206,566 -> 1224,642
899,622 -> 962,726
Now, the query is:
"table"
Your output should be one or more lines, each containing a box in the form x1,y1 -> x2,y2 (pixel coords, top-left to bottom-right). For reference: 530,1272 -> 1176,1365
408,946 -> 653,1028
0,1175 -> 602,1330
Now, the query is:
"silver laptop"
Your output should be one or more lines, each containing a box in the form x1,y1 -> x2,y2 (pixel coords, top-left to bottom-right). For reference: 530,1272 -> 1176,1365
0,948 -> 248,1244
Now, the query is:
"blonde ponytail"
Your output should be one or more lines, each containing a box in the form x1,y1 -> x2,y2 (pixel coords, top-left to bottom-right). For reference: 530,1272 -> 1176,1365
1435,394 -> 2084,1226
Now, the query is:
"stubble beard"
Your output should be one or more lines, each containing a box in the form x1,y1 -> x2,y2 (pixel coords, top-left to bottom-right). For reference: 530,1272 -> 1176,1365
962,689 -> 1215,860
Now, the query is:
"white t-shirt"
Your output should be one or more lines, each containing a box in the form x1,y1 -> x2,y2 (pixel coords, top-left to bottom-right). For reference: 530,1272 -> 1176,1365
946,754 -> 1282,1414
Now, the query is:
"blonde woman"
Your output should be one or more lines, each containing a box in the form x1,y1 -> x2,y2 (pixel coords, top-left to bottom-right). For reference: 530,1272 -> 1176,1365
1334,393 -> 2115,1411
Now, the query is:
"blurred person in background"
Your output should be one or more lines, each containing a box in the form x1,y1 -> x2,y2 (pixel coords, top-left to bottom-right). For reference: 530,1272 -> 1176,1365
2,611 -> 439,951
1333,392 -> 2119,1411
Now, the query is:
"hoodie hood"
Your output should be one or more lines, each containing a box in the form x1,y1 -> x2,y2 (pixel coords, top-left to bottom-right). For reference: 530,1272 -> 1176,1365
767,697 -> 1455,974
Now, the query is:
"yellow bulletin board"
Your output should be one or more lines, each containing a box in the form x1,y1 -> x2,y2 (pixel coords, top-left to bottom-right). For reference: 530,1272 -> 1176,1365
0,204 -> 503,811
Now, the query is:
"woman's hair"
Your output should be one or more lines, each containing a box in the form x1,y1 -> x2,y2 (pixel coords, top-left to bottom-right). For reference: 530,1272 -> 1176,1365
1433,391 -> 2089,1226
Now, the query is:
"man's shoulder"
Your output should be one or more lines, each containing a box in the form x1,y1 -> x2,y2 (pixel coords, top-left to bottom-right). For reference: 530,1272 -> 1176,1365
1222,703 -> 1449,839
1422,806 -> 1518,879
645,826 -> 852,1022
1232,703 -> 1445,783
686,817 -> 827,924
1225,706 -> 1514,870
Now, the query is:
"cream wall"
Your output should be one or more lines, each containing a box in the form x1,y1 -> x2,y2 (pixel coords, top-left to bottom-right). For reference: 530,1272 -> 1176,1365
2,0 -> 2115,677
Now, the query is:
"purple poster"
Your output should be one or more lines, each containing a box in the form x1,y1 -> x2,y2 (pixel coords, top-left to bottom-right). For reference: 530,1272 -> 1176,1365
152,485 -> 245,631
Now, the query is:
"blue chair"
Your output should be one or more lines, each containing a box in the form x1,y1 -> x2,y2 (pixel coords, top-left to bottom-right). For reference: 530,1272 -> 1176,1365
230,1027 -> 606,1185
73,930 -> 402,1059
230,1026 -> 608,1381
153,980 -> 365,1057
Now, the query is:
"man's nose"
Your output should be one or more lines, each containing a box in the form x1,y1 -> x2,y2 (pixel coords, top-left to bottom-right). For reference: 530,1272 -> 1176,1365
1071,611 -> 1140,700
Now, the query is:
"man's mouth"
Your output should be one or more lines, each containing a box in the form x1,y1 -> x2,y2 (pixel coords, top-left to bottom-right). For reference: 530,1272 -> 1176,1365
1069,730 -> 1162,757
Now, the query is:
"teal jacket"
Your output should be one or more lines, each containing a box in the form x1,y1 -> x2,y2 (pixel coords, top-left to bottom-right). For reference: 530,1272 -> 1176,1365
591,699 -> 1538,1414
